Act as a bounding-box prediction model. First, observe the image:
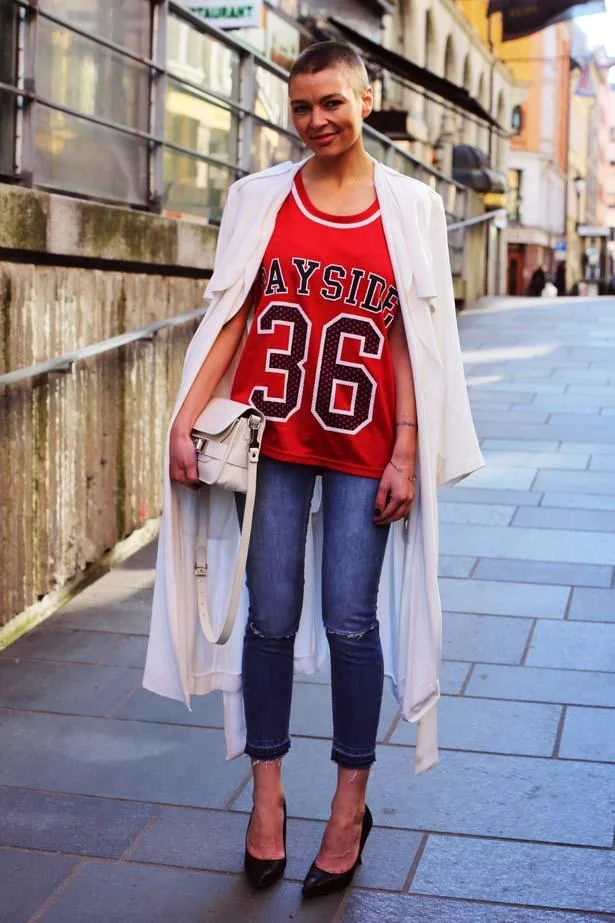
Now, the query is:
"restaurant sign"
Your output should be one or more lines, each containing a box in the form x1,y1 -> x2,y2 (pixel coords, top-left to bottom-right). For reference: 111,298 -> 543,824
185,0 -> 262,29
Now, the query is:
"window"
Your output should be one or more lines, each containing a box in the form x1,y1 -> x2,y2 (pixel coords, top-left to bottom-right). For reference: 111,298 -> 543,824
511,105 -> 523,136
33,0 -> 154,203
508,168 -> 522,223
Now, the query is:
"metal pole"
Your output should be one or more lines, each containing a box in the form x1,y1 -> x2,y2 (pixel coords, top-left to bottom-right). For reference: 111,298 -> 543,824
19,0 -> 38,185
149,0 -> 168,212
484,13 -> 495,295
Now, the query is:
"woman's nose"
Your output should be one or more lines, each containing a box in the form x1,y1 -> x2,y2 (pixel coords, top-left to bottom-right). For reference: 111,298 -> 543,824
309,107 -> 328,131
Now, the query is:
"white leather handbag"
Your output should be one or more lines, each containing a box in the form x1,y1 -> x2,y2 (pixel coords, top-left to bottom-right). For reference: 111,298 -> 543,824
191,397 -> 266,644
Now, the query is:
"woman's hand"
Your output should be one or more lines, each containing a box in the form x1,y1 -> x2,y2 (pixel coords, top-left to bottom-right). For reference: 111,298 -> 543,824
169,424 -> 201,486
373,457 -> 416,526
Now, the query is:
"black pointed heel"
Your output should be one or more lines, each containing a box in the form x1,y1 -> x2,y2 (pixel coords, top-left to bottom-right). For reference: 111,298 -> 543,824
302,805 -> 373,899
244,800 -> 287,890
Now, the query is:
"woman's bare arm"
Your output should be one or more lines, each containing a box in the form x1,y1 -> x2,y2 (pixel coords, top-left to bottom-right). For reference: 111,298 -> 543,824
373,311 -> 418,525
169,293 -> 252,485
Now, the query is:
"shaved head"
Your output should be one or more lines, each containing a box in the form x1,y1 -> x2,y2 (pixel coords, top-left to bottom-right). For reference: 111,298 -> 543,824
289,41 -> 369,95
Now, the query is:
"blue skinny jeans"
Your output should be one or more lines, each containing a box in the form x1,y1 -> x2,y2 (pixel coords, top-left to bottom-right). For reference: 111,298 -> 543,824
236,455 -> 389,769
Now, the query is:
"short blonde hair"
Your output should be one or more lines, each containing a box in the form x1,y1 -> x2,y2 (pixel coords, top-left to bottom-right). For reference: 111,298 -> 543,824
289,41 -> 369,94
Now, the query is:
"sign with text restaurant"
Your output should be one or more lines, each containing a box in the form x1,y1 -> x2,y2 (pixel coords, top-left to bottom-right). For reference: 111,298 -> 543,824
185,0 -> 262,29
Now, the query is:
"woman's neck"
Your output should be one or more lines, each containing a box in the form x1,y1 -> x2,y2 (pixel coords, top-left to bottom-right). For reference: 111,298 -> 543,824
303,142 -> 374,188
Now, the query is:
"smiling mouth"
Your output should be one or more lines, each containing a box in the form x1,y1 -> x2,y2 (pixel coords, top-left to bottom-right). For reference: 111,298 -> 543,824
311,133 -> 338,142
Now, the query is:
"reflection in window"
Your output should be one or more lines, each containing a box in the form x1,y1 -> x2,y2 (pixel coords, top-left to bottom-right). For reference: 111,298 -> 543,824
165,79 -> 235,163
167,14 -> 238,101
37,18 -> 150,130
163,150 -> 233,221
38,0 -> 152,56
34,106 -> 148,203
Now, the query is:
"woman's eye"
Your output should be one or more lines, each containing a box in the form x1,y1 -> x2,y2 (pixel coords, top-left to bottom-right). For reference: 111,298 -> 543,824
325,100 -> 342,108
292,105 -> 308,115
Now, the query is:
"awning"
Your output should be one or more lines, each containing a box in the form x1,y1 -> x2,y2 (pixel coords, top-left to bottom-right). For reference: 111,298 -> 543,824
328,17 -> 502,130
452,144 -> 507,194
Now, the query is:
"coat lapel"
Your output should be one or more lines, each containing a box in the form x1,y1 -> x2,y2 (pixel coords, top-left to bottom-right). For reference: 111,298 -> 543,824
374,164 -> 442,367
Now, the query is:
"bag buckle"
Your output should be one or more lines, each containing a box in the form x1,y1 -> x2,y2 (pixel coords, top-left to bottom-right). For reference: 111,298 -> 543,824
194,564 -> 208,576
248,415 -> 261,450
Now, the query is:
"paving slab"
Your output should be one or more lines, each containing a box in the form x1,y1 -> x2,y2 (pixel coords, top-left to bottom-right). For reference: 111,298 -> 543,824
458,466 -> 538,491
483,451 -> 589,470
0,850 -> 77,923
113,687 -> 224,727
481,439 -> 561,452
0,661 -> 139,717
568,587 -> 615,622
0,788 -> 156,857
440,577 -> 569,618
391,695 -> 561,757
412,835 -> 615,913
61,584 -> 154,613
525,621 -> 615,671
514,506 -> 615,534
466,664 -> 615,708
438,661 -> 472,694
4,627 -> 122,664
532,469 -> 615,495
438,486 -> 542,506
100,635 -> 148,668
48,604 -> 152,635
288,681 -> 400,743
341,891 -> 609,923
234,737 -> 615,846
440,523 -> 615,566
559,442 -> 615,454
439,501 -> 515,526
589,454 -> 615,470
472,421 -> 615,444
442,612 -> 532,664
129,805 -> 423,891
559,707 -> 615,762
473,558 -> 612,588
437,555 -> 477,578
541,491 -> 615,512
0,710 -> 248,809
38,862 -> 344,923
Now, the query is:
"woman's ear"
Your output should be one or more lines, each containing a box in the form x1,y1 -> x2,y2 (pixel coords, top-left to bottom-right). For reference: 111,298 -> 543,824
361,85 -> 374,120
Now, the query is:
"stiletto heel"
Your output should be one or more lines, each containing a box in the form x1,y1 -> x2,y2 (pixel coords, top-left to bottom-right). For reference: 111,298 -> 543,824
302,804 -> 373,898
244,800 -> 287,890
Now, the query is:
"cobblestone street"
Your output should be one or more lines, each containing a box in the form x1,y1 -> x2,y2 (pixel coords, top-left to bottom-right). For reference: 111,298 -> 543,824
2,296 -> 615,922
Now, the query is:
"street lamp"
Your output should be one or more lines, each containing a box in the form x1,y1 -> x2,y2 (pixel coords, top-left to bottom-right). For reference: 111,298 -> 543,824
574,175 -> 586,230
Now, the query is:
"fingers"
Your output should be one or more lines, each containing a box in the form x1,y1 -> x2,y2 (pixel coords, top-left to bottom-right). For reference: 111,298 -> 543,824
374,482 -> 388,520
374,489 -> 415,526
170,452 -> 201,487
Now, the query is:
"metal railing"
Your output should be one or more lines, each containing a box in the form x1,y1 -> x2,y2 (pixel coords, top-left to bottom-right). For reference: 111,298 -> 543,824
0,0 -> 466,223
0,209 -> 504,390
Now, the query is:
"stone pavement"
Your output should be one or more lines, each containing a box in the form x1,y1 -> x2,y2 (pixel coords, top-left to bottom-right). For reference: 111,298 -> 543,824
2,295 -> 615,923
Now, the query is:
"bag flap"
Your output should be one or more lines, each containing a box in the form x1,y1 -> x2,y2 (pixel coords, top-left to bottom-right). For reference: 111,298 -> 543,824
192,397 -> 260,438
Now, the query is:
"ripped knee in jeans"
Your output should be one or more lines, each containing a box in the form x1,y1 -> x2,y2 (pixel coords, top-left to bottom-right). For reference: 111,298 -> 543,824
324,622 -> 379,641
246,620 -> 297,641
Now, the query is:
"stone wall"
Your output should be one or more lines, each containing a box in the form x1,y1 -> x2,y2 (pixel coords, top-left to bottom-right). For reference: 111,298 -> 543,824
0,262 -> 204,628
0,181 -> 217,631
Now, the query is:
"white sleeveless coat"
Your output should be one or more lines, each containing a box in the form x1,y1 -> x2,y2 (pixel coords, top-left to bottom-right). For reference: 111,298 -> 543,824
142,158 -> 484,774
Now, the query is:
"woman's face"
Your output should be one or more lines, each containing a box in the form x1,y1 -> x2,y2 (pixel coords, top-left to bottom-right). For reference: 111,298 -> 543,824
289,67 -> 373,159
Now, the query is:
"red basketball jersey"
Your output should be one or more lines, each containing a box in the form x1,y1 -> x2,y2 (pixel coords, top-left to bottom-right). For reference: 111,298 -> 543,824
231,172 -> 400,479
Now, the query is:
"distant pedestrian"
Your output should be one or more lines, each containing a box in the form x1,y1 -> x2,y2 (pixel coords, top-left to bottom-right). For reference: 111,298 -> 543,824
144,42 -> 483,899
528,265 -> 546,296
555,263 -> 567,296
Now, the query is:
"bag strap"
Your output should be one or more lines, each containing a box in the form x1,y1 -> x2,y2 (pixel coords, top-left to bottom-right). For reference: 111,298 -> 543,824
194,430 -> 260,645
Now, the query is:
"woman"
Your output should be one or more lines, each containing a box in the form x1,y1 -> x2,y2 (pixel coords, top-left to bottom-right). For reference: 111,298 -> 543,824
143,41 -> 483,898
